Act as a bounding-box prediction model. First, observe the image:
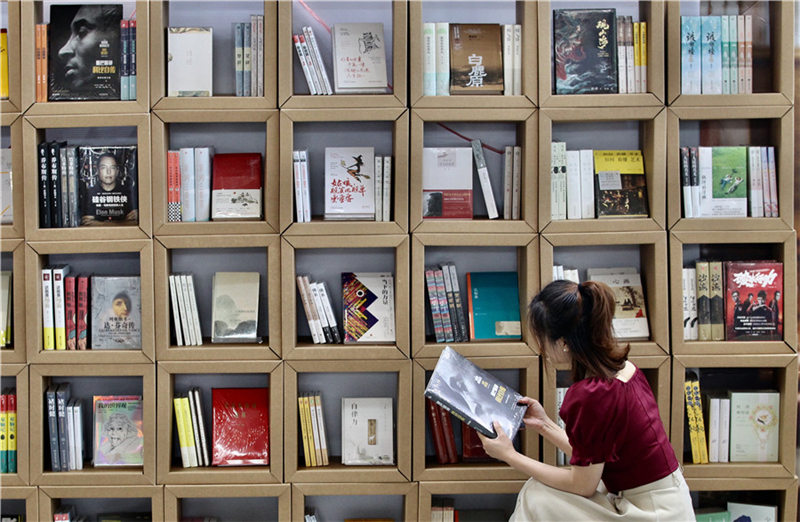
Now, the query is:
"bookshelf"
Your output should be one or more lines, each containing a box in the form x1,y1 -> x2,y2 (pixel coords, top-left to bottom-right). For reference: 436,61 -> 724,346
38,485 -> 164,522
0,0 -> 796,518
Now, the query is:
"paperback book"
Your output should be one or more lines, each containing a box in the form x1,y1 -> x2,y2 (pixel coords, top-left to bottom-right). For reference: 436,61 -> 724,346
212,387 -> 269,466
341,397 -> 394,465
93,396 -> 143,466
332,23 -> 388,94
466,271 -> 521,341
723,261 -> 782,341
324,147 -> 376,220
211,271 -> 260,343
553,9 -> 618,94
90,275 -> 141,349
592,150 -> 648,218
421,147 -> 473,219
167,27 -> 213,97
342,272 -> 395,344
78,146 -> 138,224
728,391 -> 779,462
449,24 -> 503,95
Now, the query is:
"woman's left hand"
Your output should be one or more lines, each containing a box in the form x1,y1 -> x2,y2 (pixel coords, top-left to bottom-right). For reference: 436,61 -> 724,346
477,421 -> 516,462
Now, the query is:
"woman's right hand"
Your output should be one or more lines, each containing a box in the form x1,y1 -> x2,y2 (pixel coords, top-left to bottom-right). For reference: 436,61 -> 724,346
518,397 -> 551,432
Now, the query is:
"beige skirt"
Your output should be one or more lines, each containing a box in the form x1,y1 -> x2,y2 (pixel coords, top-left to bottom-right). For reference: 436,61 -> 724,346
509,469 -> 695,522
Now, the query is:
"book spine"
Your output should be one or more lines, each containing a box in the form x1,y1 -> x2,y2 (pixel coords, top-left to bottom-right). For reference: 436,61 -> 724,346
257,16 -> 264,96
718,397 -> 730,462
309,395 -> 323,465
293,34 -> 318,95
38,142 -> 51,228
299,151 -> 312,223
56,386 -> 69,470
512,24 -> 522,95
129,19 -> 137,100
306,27 -> 331,95
167,150 -> 182,222
175,273 -> 193,345
76,275 -> 88,349
433,268 -> 454,342
684,380 -> 701,464
299,35 -> 322,95
446,263 -> 469,345
49,142 -> 62,228
747,146 -> 763,217
302,395 -> 318,466
296,275 -> 321,344
0,29 -> 6,98
696,146 -> 712,217
185,274 -> 203,346
0,392 -> 7,473
64,276 -> 76,350
120,20 -> 129,101
565,150 -> 581,220
7,391 -> 16,472
193,147 -> 213,222
503,146 -> 513,219
502,24 -> 513,95
440,264 -> 461,342
66,147 -> 79,227
168,275 -> 183,346
187,388 -> 205,466
312,394 -> 329,465
173,397 -> 190,468
682,268 -> 691,340
728,16 -> 738,94
680,147 -> 693,218
52,266 -> 69,350
426,399 -> 448,464
422,23 -> 436,96
424,268 -> 445,343
303,275 -> 327,344
374,156 -> 383,222
297,396 -> 312,466
551,142 -> 567,221
179,148 -> 196,222
624,17 -> 635,94
617,17 -> 627,94
471,140 -> 498,219
691,380 -> 709,464
73,399 -> 83,470
695,261 -> 711,341
235,23 -> 244,97
737,16 -> 745,94
435,23 -> 450,96
250,15 -> 258,96
301,27 -> 325,95
766,146 -> 778,217
687,268 -> 698,340
633,22 -> 641,94
292,151 -> 305,222
310,282 -> 334,344
700,16 -> 722,94
47,388 -> 61,471
466,273 -> 474,340
41,267 -> 55,350
512,146 -> 522,220
436,402 -> 458,463
709,261 -> 724,341
318,282 -> 342,344
65,399 -> 75,470
59,149 -> 69,227
708,397 -> 720,463
382,155 -> 391,222
720,16 -> 729,95
744,15 -> 752,94
689,146 -> 700,217
243,21 -> 252,96
179,396 -> 198,467
640,21 -> 647,92
759,147 -> 772,218
35,24 -> 43,102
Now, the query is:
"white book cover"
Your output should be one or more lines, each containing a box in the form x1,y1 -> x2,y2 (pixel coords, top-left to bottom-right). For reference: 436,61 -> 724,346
422,147 -> 473,219
250,15 -> 258,96
324,147 -> 375,220
728,391 -> 779,462
332,23 -> 388,93
0,148 -> 12,225
589,272 -> 650,341
167,28 -> 213,97
435,22 -> 450,95
301,275 -> 326,343
728,15 -> 738,95
52,265 -> 70,350
747,146 -> 763,217
179,148 -> 196,222
503,146 -> 513,219
257,16 -> 265,96
382,155 -> 391,222
211,272 -> 260,343
301,27 -> 326,95
563,268 -> 580,284
193,147 -> 213,222
342,272 -> 395,343
66,398 -> 76,470
168,274 -> 184,346
175,274 -> 194,345
502,24 -> 513,95
296,275 -> 321,344
719,397 -> 730,462
471,140 -> 498,219
41,267 -> 55,350
292,151 -> 305,223
187,387 -> 204,466
422,23 -> 436,96
617,17 -> 627,94
578,149 -> 595,219
708,397 -> 720,462
293,34 -> 318,95
185,274 -> 203,346
181,274 -> 201,346
299,35 -> 322,95
191,388 -> 211,467
317,282 -> 341,342
766,146 -> 778,217
309,281 -> 332,342
512,146 -> 522,220
625,17 -> 635,94
759,147 -> 772,218
299,150 -> 312,223
374,156 -> 384,222
727,502 -> 778,522
72,400 -> 84,470
683,268 -> 698,341
512,24 -> 522,95
312,395 -> 329,465
341,397 -> 394,465
565,150 -> 581,220
550,142 -> 567,221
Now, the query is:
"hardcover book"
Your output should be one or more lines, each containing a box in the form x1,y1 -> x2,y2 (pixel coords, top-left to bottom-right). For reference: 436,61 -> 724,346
592,150 -> 648,218
93,396 -> 144,466
332,23 -> 388,93
723,261 -> 782,341
466,271 -> 521,341
680,16 -> 702,94
341,397 -> 394,465
728,391 -> 779,462
342,272 -> 395,344
212,387 -> 270,466
448,24 -> 503,95
588,271 -> 650,341
422,147 -> 473,219
324,147 -> 376,220
700,16 -> 722,94
553,9 -> 618,94
424,346 -> 526,440
90,275 -> 141,349
48,4 -> 122,101
698,146 -> 748,218
211,271 -> 260,343
167,27 -> 213,97
78,146 -> 138,224
0,148 -> 11,225
211,153 -> 263,220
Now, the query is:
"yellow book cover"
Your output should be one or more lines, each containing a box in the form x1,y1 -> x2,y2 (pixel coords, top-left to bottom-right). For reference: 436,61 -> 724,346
297,396 -> 311,467
684,380 -> 701,464
640,21 -> 647,92
633,22 -> 641,67
301,394 -> 317,466
179,397 -> 198,467
0,29 -> 8,99
692,379 -> 710,464
173,397 -> 191,467
313,394 -> 329,465
592,150 -> 648,218
0,395 -> 7,470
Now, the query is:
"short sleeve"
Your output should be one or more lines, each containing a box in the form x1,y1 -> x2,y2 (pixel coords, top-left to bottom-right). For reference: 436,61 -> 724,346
560,379 -> 625,467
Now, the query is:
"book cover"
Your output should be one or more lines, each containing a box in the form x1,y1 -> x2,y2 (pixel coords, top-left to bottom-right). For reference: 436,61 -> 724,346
78,146 -> 138,224
449,24 -> 503,95
426,398 -> 448,464
467,271 -> 521,341
342,272 -> 395,343
341,397 -> 394,465
211,153 -> 263,220
553,9 -> 618,94
728,391 -> 779,462
212,387 -> 270,466
588,272 -> 650,341
422,23 -> 436,96
698,146 -> 748,217
727,502 -> 777,522
324,147 -> 375,220
422,147 -> 473,219
90,275 -> 141,349
700,16 -> 722,94
93,396 -> 144,466
0,148 -> 12,225
173,396 -> 191,468
193,146 -> 214,222
211,271 -> 260,343
709,261 -> 724,340
167,27 -> 212,97
550,142 -> 567,220
592,150 -> 648,218
332,23 -> 388,93
461,422 -> 491,462
41,267 -> 55,350
48,4 -> 122,101
425,346 -> 526,440
724,261 -> 782,341
435,22 -> 450,95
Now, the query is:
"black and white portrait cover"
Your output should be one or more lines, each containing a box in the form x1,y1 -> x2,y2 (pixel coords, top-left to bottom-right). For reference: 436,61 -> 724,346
48,4 -> 122,101
78,146 -> 138,224
424,346 -> 525,440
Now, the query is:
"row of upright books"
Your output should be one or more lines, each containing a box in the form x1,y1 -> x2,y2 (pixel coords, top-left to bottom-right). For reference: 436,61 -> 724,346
681,15 -> 754,95
430,499 -> 506,522
53,509 -> 150,522
0,388 -> 18,474
426,398 -> 490,465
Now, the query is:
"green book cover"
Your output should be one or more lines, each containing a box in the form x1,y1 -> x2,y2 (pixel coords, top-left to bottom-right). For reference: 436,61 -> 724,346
710,146 -> 748,216
467,271 -> 521,341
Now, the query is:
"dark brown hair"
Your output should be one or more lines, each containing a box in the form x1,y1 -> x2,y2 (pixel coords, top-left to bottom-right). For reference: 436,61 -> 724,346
528,280 -> 629,382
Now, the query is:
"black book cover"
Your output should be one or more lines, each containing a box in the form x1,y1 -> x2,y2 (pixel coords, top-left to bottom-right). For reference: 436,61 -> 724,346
553,8 -> 618,94
38,142 -> 52,229
48,4 -> 122,101
46,385 -> 61,471
48,141 -> 66,228
56,383 -> 71,470
424,346 -> 525,440
78,146 -> 138,224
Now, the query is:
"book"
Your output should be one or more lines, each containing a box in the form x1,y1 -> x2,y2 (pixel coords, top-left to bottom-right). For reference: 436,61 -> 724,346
68,397 -> 80,470
425,346 -> 525,440
449,24 -> 503,95
77,275 -> 89,349
700,16 -> 722,94
724,261 -> 783,341
65,397 -> 76,470
306,393 -> 322,464
588,271 -> 650,341
342,272 -> 395,343
78,146 -> 138,224
341,397 -> 394,465
293,34 -> 318,95
324,147 -> 375,220
46,385 -> 61,471
381,155 -> 391,222
502,24 -> 512,96
41,267 -> 55,350
48,4 -> 122,101
211,271 -> 260,343
52,265 -> 70,350
317,282 -> 342,344
553,9 -> 618,94
424,268 -> 445,343
0,272 -> 10,348
422,147 -> 473,219
682,268 -> 698,341
616,17 -> 627,94
0,391 -> 8,472
38,141 -> 51,228
0,148 -> 11,225
0,29 -> 7,99
93,396 -> 144,466
374,155 -> 383,222
242,22 -> 251,96
632,22 -> 640,93
167,27 -> 213,97
680,17 -> 702,94
728,391 -> 780,462
190,387 -> 210,466
5,390 -> 14,473
728,15 -> 738,95
766,146 -> 778,217
708,262 -> 724,341
173,396 -> 193,468
502,147 -> 513,219
212,387 -> 269,466
695,261 -> 711,341
720,16 -> 729,94
683,382 -> 700,466
120,20 -> 129,101
471,140 -> 499,219
90,275 -> 141,349
193,147 -> 214,222
304,26 -> 332,95
461,423 -> 491,462
707,396 -> 720,462
565,150 -> 581,219
697,146 -> 748,218
466,271 -> 521,341
332,23 -> 388,93
422,23 -> 436,96
550,142 -> 567,220
446,264 -> 469,345
690,378 -> 709,464
432,268 -> 455,343
727,502 -> 777,522
49,141 -> 65,228
298,150 -> 312,222
311,393 -> 329,465
309,282 -> 333,344
440,264 -> 461,342
298,395 -> 313,466
512,24 -> 522,95
592,150 -> 648,218
578,149 -> 594,219
178,148 -> 196,222
296,276 -> 322,344
167,275 -> 183,346
292,151 -> 305,222
435,22 -> 450,95
211,153 -> 263,220
680,147 -> 693,218
129,19 -> 137,100
426,399 -> 448,464
719,397 -> 730,463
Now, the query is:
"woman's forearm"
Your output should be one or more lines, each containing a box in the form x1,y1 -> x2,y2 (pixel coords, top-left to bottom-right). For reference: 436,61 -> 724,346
538,418 -> 572,457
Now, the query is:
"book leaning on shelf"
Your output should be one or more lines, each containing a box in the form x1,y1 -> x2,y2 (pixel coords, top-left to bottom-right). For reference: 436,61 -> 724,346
211,272 -> 260,344
341,397 -> 394,465
296,275 -> 341,345
167,27 -> 212,97
587,267 -> 650,341
293,26 -> 332,96
93,395 -> 143,467
467,271 -> 521,342
332,23 -> 388,94
173,387 -> 210,468
0,271 -> 11,349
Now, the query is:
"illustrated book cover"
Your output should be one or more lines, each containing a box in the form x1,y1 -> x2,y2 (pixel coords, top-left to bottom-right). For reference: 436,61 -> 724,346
553,9 -> 618,94
728,391 -> 779,463
588,271 -> 650,341
167,27 -> 213,97
342,272 -> 395,343
211,153 -> 262,220
90,275 -> 141,349
727,502 -> 778,522
698,146 -> 748,217
93,396 -> 143,466
341,397 -> 394,465
332,23 -> 388,93
212,387 -> 269,466
422,147 -> 473,219
78,146 -> 138,224
211,271 -> 260,343
449,24 -> 503,95
466,271 -> 521,341
592,150 -> 648,218
723,261 -> 782,341
324,147 -> 376,220
425,346 -> 526,440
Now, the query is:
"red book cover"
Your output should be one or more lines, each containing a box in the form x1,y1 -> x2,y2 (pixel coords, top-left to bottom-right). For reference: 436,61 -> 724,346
167,150 -> 181,222
426,398 -> 448,465
211,153 -> 263,220
461,422 -> 492,462
438,402 -> 459,463
724,261 -> 783,341
76,275 -> 89,350
64,275 -> 76,350
212,387 -> 269,466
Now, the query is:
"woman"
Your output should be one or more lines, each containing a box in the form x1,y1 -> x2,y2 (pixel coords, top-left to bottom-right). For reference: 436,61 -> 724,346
478,280 -> 694,521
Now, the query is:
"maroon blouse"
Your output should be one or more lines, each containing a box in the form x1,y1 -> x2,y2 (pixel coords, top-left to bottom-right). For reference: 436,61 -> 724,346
559,365 -> 678,493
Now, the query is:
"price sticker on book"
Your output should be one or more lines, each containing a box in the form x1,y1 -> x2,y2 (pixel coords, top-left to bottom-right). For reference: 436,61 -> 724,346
597,170 -> 623,191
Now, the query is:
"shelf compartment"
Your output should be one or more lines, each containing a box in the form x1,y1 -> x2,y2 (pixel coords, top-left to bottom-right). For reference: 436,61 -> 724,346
22,114 -> 152,240
282,234 -> 409,360
0,486 -> 38,521
666,1 -> 794,106
412,356 -> 538,482
669,230 -> 797,355
1,238 -> 26,363
686,477 -> 798,522
671,354 -> 797,479
154,235 -> 281,361
1,112 -> 24,239
29,363 -> 156,486
21,1 -> 151,115
540,231 -> 669,356
539,106 -> 666,233
538,1 -> 665,108
410,108 -> 537,233
279,0 -> 406,108
151,109 -> 280,235
0,364 -> 29,486
166,484 -> 290,522
409,1 -> 537,108
667,106 -> 794,231
1,1 -> 22,113
150,0 -> 278,110
293,483 -> 418,522
280,108 -> 408,235
418,480 -> 526,519
411,233 -> 538,358
156,361 -> 283,485
25,239 -> 154,364
38,485 -> 164,522
540,355 -> 670,467
284,360 -> 412,483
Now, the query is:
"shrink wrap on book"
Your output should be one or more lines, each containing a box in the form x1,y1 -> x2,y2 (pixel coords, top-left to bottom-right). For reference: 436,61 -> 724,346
211,153 -> 263,220
212,387 -> 269,466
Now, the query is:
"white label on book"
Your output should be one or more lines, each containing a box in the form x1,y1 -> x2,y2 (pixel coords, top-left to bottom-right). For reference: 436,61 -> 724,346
597,171 -> 622,191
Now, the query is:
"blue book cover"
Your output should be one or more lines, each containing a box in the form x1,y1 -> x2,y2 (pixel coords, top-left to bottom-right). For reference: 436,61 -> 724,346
466,271 -> 521,341
701,16 -> 722,94
680,16 -> 701,94
553,9 -> 618,94
728,15 -> 738,94
720,15 -> 729,94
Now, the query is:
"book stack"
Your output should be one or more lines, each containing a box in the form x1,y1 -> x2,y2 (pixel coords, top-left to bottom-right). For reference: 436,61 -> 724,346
680,146 -> 778,219
234,15 -> 265,97
0,147 -> 11,225
297,392 -> 329,468
550,145 -> 648,221
342,272 -> 396,344
0,271 -> 11,348
551,265 -> 580,283
172,388 -> 210,468
211,387 -> 270,466
341,397 -> 394,465
424,263 -> 468,344
683,260 -> 783,342
292,26 -> 332,96
295,275 -> 341,345
681,15 -> 753,95
168,273 -> 202,347
40,269 -> 142,351
422,22 -> 521,96
323,147 -> 391,221
0,388 -> 17,474
587,267 -> 650,341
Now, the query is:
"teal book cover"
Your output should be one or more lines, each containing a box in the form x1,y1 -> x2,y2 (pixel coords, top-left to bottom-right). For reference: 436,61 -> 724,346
467,271 -> 521,341
680,16 -> 701,94
700,16 -> 722,94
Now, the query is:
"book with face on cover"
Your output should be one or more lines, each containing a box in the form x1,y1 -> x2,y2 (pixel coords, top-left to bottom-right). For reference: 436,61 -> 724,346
587,271 -> 650,341
211,271 -> 260,343
78,146 -> 139,225
592,150 -> 648,218
724,261 -> 782,341
90,275 -> 141,349
332,23 -> 388,93
342,272 -> 395,343
212,387 -> 269,466
93,395 -> 144,466
341,397 -> 394,465
553,9 -> 618,94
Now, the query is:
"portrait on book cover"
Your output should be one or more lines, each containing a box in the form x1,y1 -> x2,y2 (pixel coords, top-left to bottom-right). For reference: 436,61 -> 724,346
94,399 -> 144,466
79,146 -> 138,225
90,276 -> 142,349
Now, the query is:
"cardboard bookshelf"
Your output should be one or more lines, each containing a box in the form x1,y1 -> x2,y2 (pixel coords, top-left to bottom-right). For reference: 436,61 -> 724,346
1,0 -> 22,114
0,112 -> 24,240
686,477 -> 798,522
38,485 -> 164,522
165,484 -> 291,521
0,486 -> 38,521
292,482 -> 418,522
0,363 -> 29,486
1,238 -> 26,363
417,480 -> 526,519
